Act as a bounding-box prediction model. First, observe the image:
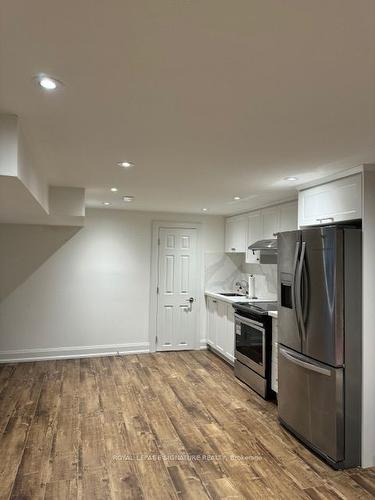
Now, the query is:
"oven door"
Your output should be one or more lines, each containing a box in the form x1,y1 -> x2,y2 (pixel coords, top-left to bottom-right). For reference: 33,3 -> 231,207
234,313 -> 266,377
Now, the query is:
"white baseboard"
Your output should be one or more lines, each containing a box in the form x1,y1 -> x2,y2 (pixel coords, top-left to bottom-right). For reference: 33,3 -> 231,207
207,344 -> 235,366
0,342 -> 150,363
200,338 -> 208,350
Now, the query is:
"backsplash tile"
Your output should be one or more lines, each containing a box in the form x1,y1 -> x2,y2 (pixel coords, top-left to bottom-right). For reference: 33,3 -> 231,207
204,252 -> 277,300
242,262 -> 277,300
204,253 -> 244,292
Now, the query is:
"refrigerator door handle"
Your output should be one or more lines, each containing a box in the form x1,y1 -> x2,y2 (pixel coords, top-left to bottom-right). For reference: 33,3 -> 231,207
292,241 -> 301,339
292,241 -> 300,310
279,347 -> 331,376
295,242 -> 306,342
302,255 -> 309,324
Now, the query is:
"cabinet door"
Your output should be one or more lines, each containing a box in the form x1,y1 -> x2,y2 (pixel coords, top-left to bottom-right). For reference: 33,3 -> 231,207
223,304 -> 235,362
279,201 -> 298,232
215,300 -> 227,355
225,216 -> 247,252
271,361 -> 278,393
207,297 -> 217,346
246,211 -> 262,263
298,174 -> 362,227
262,207 -> 280,239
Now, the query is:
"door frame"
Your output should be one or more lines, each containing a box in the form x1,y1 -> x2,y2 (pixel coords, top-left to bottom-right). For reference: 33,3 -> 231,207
149,220 -> 203,353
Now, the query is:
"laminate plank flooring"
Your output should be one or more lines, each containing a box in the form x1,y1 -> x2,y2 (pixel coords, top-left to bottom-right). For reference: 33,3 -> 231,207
0,351 -> 374,499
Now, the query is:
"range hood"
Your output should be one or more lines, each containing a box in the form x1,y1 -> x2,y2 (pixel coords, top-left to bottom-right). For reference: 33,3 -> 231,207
248,239 -> 278,251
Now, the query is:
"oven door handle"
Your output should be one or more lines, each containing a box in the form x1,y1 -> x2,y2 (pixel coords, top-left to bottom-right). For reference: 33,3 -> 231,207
234,313 -> 264,331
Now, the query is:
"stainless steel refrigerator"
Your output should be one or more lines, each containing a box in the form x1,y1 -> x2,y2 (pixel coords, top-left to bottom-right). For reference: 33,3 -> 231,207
277,226 -> 362,469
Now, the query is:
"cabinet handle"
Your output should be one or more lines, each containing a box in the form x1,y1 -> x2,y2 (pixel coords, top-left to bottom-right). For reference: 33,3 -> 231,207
316,217 -> 334,223
231,247 -> 236,251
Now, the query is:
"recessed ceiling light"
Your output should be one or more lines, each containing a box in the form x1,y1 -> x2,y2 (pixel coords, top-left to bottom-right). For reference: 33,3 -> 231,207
233,196 -> 241,200
202,208 -> 208,212
123,195 -> 134,202
117,161 -> 134,168
110,187 -> 118,192
103,202 -> 111,206
38,76 -> 58,90
284,176 -> 298,181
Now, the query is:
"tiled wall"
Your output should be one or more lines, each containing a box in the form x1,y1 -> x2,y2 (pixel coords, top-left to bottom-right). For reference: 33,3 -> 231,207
204,252 -> 244,292
204,252 -> 277,300
242,261 -> 277,300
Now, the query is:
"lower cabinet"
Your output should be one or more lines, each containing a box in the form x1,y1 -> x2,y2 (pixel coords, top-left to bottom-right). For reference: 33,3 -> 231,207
207,296 -> 218,347
206,297 -> 235,364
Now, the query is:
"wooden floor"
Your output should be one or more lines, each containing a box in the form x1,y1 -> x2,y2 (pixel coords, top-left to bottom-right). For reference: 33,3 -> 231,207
1,352 -> 375,500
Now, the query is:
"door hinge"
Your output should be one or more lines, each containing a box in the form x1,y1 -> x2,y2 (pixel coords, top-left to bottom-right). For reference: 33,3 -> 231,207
155,335 -> 158,344
157,286 -> 159,294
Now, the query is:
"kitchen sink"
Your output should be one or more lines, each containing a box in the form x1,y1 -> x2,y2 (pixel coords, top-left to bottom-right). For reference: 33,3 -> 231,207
218,292 -> 246,297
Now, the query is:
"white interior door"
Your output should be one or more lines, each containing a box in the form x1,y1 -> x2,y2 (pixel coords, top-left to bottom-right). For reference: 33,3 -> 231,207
156,227 -> 198,351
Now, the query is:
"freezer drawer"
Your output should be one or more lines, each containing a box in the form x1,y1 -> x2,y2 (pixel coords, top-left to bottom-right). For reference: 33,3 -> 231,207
278,346 -> 344,462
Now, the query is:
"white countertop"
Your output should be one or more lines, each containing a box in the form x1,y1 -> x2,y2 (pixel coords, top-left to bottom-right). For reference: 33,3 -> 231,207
205,291 -> 278,318
205,291 -> 250,304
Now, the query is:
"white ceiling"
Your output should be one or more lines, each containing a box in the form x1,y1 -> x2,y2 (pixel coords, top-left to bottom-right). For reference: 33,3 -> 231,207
1,0 -> 374,215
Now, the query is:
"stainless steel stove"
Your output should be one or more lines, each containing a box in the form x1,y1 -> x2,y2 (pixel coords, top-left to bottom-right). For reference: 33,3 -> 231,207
234,301 -> 278,315
232,301 -> 277,399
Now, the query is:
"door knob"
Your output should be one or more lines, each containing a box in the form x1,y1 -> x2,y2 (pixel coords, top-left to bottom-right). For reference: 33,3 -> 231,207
187,297 -> 195,303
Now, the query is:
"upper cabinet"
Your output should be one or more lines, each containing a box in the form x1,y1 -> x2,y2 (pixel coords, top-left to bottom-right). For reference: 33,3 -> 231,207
298,174 -> 362,227
246,211 -> 262,263
224,215 -> 248,253
279,201 -> 298,232
225,201 -> 298,260
262,206 -> 280,239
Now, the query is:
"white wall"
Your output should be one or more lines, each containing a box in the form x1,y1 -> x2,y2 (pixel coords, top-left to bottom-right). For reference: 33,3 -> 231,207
0,224 -> 80,301
0,114 -> 49,213
17,126 -> 49,213
361,169 -> 375,468
0,114 -> 18,176
0,209 -> 224,361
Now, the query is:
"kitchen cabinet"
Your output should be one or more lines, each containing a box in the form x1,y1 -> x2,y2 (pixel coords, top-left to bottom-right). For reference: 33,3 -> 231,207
226,201 -> 298,263
279,201 -> 298,232
223,305 -> 235,361
244,201 -> 298,263
215,300 -> 228,356
207,296 -> 218,347
298,174 -> 362,227
225,215 -> 247,253
262,206 -> 280,239
246,211 -> 262,264
206,296 -> 235,363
